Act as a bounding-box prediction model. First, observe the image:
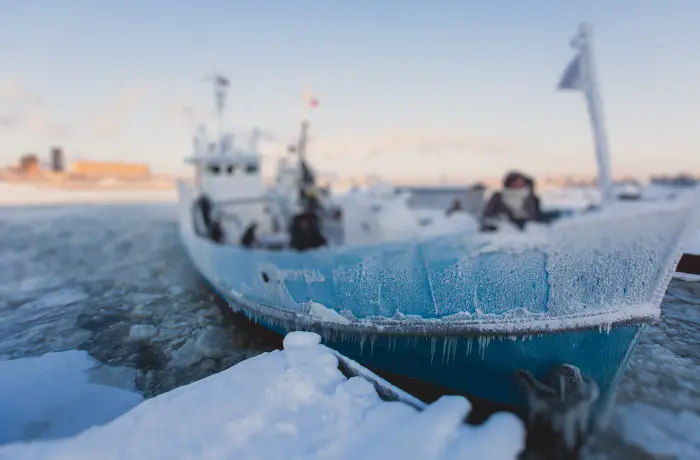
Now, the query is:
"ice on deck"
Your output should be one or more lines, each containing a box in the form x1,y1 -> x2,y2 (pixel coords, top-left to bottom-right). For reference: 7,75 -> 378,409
686,230 -> 700,255
0,332 -> 525,460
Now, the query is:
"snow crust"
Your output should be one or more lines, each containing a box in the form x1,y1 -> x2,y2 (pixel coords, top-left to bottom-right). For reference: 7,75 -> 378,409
0,332 -> 525,460
0,350 -> 142,446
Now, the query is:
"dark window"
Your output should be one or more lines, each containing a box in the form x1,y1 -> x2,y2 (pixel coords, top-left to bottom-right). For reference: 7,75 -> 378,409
206,164 -> 221,175
245,163 -> 259,174
226,165 -> 236,175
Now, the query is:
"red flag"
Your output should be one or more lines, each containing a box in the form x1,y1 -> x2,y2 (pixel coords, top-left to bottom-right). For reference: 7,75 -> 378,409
309,97 -> 319,108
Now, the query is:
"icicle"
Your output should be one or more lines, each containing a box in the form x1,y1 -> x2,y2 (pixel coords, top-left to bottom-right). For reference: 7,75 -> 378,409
477,336 -> 491,360
359,334 -> 366,355
370,335 -> 376,357
441,338 -> 448,364
430,337 -> 437,364
451,337 -> 458,363
465,337 -> 473,356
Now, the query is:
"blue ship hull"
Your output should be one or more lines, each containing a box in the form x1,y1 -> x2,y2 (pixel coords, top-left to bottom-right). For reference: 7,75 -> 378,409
178,185 -> 698,423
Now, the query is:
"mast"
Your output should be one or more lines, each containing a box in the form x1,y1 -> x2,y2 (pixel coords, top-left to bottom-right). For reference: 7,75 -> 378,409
579,24 -> 613,206
248,127 -> 261,152
297,90 -> 318,183
297,119 -> 309,164
205,72 -> 231,153
558,23 -> 613,207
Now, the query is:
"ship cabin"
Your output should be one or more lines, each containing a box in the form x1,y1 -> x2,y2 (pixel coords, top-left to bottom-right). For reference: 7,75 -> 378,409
186,134 -> 284,248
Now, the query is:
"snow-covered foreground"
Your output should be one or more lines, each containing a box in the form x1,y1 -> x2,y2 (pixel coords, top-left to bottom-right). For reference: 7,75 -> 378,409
0,350 -> 143,445
0,183 -> 176,207
0,332 -> 525,460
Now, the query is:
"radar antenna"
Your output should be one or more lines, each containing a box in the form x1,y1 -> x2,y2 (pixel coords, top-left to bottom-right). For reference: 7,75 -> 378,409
202,52 -> 231,146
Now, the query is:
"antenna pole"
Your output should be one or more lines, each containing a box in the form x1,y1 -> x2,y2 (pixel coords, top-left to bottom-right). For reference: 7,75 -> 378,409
576,23 -> 613,206
248,127 -> 261,152
204,70 -> 230,153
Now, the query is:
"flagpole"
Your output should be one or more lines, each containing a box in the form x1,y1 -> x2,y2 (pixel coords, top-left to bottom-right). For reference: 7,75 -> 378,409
578,23 -> 613,207
298,90 -> 311,163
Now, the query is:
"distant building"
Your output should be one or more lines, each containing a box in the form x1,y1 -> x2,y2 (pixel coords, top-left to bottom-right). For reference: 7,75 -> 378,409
51,147 -> 65,172
71,161 -> 151,180
19,154 -> 40,175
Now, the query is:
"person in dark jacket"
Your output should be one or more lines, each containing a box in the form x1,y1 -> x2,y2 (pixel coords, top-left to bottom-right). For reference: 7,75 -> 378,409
192,194 -> 224,243
446,198 -> 463,216
481,171 -> 541,232
289,212 -> 327,251
240,222 -> 257,248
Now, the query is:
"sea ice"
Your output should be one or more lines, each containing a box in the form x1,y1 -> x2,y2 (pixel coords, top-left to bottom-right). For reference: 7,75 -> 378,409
0,332 -> 525,460
0,350 -> 142,446
0,183 -> 176,207
615,403 -> 700,460
194,326 -> 232,359
127,324 -> 158,342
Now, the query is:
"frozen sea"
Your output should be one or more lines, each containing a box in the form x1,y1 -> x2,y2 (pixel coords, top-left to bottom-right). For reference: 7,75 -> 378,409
0,197 -> 699,458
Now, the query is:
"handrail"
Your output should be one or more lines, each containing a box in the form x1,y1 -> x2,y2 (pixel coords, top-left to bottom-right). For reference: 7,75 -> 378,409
216,196 -> 280,206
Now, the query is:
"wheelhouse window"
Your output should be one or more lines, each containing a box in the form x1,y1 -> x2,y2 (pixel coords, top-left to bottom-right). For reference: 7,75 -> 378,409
226,165 -> 236,175
205,164 -> 221,175
245,163 -> 259,174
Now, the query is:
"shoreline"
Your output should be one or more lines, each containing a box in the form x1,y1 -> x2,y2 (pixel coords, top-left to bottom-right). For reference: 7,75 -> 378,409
0,179 -> 176,192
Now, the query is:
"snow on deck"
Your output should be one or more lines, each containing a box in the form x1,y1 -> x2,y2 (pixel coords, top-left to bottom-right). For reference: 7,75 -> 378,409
686,231 -> 700,255
0,332 -> 525,460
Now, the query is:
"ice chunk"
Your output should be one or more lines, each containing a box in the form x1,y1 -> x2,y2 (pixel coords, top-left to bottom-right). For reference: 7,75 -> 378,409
168,338 -> 203,368
128,324 -> 157,342
194,326 -> 232,359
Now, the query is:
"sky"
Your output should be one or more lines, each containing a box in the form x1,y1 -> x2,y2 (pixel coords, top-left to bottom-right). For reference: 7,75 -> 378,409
1,0 -> 699,183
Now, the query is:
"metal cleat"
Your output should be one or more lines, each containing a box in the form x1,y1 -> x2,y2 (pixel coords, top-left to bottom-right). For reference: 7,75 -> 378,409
518,364 -> 600,459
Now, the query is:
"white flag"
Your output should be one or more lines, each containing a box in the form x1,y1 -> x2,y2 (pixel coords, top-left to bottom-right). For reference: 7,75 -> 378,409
558,52 -> 583,91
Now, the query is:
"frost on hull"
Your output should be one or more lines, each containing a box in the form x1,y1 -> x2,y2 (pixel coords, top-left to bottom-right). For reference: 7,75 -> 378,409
182,197 -> 698,335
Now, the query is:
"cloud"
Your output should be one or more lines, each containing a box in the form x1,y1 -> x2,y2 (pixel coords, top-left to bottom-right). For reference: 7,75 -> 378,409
88,86 -> 147,138
23,107 -> 73,137
267,130 -> 532,162
0,113 -> 19,128
0,80 -> 44,108
0,79 -> 71,137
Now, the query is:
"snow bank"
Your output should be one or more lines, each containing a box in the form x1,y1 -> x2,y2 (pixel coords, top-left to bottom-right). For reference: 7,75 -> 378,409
0,350 -> 143,445
0,332 -> 525,460
0,183 -> 176,207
